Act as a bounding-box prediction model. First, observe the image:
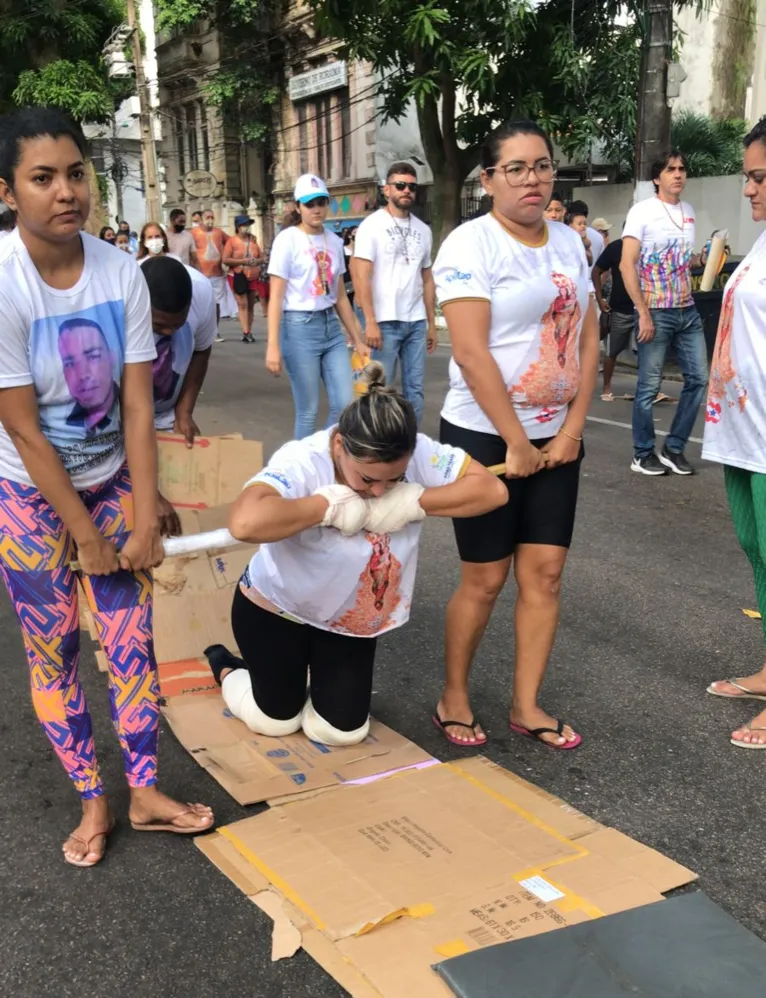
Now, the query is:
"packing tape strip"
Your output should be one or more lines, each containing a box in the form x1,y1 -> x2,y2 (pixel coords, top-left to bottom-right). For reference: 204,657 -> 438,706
512,868 -> 604,920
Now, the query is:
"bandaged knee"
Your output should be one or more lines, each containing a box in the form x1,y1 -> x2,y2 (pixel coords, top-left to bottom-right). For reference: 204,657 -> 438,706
221,669 -> 302,736
301,700 -> 370,746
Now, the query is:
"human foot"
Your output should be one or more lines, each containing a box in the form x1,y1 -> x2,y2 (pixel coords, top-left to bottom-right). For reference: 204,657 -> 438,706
707,672 -> 766,701
510,706 -> 579,748
62,798 -> 115,868
434,696 -> 487,745
731,707 -> 766,748
128,787 -> 214,834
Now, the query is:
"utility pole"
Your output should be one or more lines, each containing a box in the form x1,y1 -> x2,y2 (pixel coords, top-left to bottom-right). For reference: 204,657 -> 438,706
126,0 -> 161,222
634,0 -> 673,193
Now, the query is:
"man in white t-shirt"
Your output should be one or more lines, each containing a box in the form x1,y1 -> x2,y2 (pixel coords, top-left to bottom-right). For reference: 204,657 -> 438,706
352,162 -> 437,425
621,151 -> 708,476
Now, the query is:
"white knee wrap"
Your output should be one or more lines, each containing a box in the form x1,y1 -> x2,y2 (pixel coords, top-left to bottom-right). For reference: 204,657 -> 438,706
221,670 -> 302,736
301,700 -> 370,746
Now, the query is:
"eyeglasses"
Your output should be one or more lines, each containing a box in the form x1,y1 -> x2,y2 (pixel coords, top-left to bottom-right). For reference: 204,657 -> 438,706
391,181 -> 417,192
304,197 -> 329,208
485,160 -> 558,186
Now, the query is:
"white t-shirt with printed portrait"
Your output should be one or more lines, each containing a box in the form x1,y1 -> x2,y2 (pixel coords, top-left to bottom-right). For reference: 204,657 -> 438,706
702,230 -> 766,474
0,230 -> 156,489
153,266 -> 217,430
622,196 -> 696,309
241,428 -> 469,637
353,208 -> 433,322
268,226 -> 345,311
434,215 -> 590,439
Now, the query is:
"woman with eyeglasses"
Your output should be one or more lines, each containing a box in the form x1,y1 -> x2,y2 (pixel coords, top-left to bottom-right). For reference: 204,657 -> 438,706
266,174 -> 367,439
433,119 -> 599,750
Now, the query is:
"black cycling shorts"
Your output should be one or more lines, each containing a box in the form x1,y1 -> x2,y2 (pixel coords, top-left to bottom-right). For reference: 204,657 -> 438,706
440,418 -> 584,563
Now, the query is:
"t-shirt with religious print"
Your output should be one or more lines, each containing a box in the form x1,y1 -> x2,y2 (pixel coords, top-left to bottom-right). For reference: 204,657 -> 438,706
622,196 -> 696,309
0,230 -> 155,489
268,226 -> 345,311
241,429 -> 469,637
434,215 -> 590,439
702,230 -> 766,474
152,266 -> 217,430
353,208 -> 433,322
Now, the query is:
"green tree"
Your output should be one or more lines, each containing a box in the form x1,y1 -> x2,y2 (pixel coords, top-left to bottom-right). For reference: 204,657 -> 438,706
1,0 -> 129,120
671,111 -> 748,178
310,0 -> 645,245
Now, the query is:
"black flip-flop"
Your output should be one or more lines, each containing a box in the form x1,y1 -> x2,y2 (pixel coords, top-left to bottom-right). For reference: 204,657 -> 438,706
510,718 -> 582,750
432,711 -> 487,747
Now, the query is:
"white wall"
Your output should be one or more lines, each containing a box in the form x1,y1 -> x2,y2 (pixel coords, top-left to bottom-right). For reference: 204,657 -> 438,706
675,7 -> 718,116
572,175 -> 762,256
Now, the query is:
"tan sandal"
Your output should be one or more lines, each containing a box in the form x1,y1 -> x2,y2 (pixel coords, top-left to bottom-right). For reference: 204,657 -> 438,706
706,679 -> 766,702
63,818 -> 116,868
130,803 -> 214,835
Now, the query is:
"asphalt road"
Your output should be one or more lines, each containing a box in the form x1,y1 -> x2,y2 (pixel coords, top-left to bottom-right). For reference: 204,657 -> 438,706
2,317 -> 764,997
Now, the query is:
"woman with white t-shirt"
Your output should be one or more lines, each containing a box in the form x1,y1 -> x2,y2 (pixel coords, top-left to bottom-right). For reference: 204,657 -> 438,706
204,362 -> 507,746
434,119 -> 599,750
0,108 -> 213,868
704,116 -> 766,748
266,174 -> 367,439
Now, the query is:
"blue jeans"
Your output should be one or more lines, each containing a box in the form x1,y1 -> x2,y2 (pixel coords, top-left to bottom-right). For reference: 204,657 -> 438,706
371,320 -> 427,425
632,306 -> 709,457
281,308 -> 354,439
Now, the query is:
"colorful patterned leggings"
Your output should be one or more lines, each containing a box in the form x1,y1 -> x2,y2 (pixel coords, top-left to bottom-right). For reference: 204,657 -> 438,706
0,466 -> 159,799
725,465 -> 766,644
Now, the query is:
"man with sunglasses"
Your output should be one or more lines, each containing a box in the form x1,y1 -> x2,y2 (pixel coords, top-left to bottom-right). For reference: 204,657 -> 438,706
352,162 -> 436,426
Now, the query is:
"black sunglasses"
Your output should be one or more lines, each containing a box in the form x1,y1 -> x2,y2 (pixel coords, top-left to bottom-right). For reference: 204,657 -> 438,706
391,181 -> 417,192
304,196 -> 329,208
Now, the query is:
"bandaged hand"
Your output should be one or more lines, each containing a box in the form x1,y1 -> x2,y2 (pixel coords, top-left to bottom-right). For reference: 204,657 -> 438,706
314,484 -> 368,536
364,482 -> 426,534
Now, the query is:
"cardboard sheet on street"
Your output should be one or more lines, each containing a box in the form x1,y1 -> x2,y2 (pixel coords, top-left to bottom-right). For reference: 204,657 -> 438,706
157,432 -> 263,508
161,686 -> 432,805
198,756 -> 697,997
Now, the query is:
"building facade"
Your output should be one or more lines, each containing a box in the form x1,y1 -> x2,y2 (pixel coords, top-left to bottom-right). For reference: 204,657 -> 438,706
155,19 -> 269,239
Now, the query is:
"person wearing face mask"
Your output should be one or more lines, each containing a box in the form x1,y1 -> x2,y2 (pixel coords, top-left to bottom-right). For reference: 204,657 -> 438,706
166,208 -> 199,269
99,225 -> 116,244
191,208 -> 227,343
223,214 -> 262,343
266,174 -> 368,438
115,231 -> 132,254
203,361 -> 506,746
137,222 -> 170,262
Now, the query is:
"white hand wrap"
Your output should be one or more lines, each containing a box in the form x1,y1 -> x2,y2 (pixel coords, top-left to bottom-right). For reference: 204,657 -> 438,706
314,484 -> 368,536
364,482 -> 426,534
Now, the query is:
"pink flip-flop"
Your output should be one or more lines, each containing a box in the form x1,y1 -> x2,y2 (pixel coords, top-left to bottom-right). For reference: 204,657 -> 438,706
432,711 -> 487,747
510,719 -> 582,750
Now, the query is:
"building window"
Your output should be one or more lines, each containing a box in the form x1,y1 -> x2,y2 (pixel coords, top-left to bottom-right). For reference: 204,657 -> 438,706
186,104 -> 199,171
297,103 -> 309,175
198,100 -> 210,171
339,89 -> 351,178
174,113 -> 186,179
316,94 -> 332,179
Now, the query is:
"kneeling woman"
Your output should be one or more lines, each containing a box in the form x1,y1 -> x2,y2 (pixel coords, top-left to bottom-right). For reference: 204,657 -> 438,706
206,363 -> 507,746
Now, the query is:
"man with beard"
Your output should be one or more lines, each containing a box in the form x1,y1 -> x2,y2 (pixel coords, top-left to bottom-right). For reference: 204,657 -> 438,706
352,162 -> 436,426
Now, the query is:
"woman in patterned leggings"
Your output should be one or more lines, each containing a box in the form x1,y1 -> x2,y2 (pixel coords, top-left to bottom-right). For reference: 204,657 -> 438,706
0,107 -> 213,866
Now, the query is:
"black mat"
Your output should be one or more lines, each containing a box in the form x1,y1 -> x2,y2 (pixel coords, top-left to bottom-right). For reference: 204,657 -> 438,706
435,892 -> 766,997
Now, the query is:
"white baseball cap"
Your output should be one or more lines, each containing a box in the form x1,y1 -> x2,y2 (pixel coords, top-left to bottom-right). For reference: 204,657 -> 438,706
294,174 -> 330,204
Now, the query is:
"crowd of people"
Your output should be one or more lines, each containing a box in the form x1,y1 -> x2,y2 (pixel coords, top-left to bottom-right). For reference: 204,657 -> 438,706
0,100 -> 765,874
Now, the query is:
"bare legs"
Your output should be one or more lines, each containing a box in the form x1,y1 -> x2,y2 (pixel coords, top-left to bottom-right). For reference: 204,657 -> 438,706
439,543 -> 577,746
235,291 -> 257,341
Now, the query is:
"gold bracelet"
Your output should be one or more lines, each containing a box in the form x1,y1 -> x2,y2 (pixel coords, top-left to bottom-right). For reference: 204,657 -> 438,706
559,428 -> 583,442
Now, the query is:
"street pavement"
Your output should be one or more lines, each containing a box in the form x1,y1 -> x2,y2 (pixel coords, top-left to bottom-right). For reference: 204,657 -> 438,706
2,316 -> 764,997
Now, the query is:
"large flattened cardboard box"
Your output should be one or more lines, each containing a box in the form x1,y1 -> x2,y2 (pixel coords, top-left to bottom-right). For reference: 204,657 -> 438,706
199,757 -> 697,998
153,433 -> 262,663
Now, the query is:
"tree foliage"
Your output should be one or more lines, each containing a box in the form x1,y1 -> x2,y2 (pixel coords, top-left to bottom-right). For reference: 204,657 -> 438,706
671,111 -> 748,177
0,0 -> 129,122
309,0 -> 646,243
155,0 -> 282,145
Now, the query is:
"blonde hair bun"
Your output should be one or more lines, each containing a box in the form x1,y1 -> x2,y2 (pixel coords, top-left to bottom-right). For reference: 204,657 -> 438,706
361,360 -> 387,392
